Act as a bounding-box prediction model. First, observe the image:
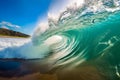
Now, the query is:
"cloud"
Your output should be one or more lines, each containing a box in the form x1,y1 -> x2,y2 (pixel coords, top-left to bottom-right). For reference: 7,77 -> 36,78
0,21 -> 21,29
1,26 -> 9,29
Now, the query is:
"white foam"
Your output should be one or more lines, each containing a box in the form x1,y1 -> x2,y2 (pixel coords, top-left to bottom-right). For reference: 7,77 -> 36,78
48,0 -> 85,21
0,38 -> 30,51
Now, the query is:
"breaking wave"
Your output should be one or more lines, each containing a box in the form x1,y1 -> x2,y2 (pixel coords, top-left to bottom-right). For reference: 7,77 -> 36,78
32,0 -> 120,68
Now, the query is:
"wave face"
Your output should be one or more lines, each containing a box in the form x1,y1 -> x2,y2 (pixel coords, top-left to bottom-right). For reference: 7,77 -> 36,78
31,0 -> 120,78
33,0 -> 120,62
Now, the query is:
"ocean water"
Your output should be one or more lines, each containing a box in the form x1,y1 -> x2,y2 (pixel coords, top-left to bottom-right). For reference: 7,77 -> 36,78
0,0 -> 120,80
32,0 -> 120,79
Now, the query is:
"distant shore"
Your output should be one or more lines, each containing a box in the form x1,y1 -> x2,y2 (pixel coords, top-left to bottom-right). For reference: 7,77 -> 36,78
0,28 -> 30,38
0,35 -> 31,38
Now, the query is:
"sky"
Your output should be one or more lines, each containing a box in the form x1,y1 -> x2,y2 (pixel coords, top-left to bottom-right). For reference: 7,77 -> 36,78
0,0 -> 55,34
0,0 -> 84,35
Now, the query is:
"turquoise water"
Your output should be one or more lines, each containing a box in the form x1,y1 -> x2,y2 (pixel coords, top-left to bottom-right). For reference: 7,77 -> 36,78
32,2 -> 120,79
34,10 -> 120,65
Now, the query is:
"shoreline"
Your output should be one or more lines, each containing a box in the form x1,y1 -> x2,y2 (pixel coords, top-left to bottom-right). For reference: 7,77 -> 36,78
0,35 -> 31,38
